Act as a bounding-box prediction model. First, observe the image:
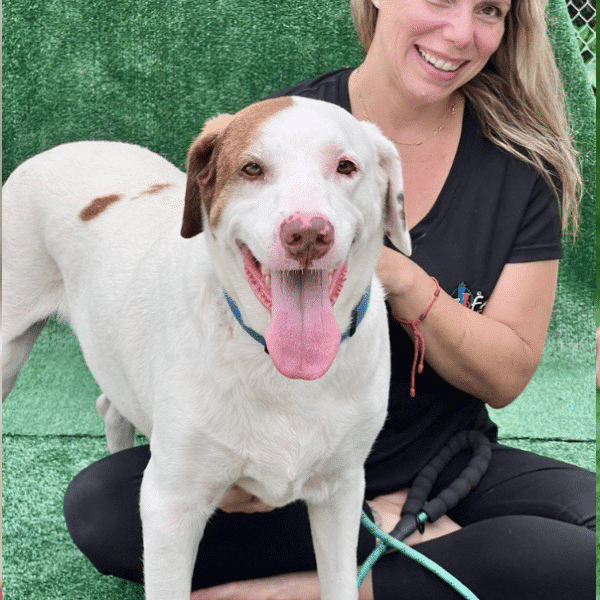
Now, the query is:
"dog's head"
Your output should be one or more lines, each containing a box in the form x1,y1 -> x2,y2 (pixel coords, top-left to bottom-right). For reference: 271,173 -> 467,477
182,96 -> 411,380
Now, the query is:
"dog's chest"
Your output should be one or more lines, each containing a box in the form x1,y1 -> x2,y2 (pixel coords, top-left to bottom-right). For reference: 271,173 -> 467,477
222,404 -> 354,507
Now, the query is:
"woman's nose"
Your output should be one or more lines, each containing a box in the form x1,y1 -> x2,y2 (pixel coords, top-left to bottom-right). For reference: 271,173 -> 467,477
442,8 -> 476,48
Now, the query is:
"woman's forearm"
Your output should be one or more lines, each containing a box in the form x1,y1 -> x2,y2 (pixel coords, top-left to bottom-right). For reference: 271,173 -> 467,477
378,249 -> 557,408
388,280 -> 537,407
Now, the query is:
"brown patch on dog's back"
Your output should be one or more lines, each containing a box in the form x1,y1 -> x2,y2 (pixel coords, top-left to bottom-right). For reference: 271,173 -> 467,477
183,97 -> 294,237
79,194 -> 124,221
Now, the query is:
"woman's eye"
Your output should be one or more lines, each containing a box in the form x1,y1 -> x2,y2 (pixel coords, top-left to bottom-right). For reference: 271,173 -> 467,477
482,6 -> 499,15
337,160 -> 357,175
479,3 -> 506,19
241,162 -> 262,177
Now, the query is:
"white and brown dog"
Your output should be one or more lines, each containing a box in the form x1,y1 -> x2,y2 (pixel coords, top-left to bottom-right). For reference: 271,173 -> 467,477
2,96 -> 411,600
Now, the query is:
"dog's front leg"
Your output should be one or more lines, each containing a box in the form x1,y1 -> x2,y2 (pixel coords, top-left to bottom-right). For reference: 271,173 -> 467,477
306,468 -> 365,600
140,456 -> 224,600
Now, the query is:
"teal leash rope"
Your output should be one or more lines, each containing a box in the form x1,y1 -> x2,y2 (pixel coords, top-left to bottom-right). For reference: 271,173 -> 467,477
357,511 -> 481,600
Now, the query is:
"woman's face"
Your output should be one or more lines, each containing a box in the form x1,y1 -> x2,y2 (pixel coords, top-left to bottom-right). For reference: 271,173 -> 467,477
370,0 -> 511,103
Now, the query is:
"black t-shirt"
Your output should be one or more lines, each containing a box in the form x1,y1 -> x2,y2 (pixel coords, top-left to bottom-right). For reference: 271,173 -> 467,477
267,68 -> 563,497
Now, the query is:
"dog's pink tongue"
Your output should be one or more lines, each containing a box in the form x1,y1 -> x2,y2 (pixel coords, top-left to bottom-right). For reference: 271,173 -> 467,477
265,270 -> 340,380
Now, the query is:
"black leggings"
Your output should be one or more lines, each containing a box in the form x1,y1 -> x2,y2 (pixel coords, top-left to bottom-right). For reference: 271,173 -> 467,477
63,443 -> 595,599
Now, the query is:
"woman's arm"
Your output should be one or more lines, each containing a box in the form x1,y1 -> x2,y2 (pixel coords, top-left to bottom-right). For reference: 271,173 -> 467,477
377,247 -> 559,409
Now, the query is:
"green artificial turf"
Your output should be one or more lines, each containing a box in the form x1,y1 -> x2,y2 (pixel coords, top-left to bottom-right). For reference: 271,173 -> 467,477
3,436 -> 144,600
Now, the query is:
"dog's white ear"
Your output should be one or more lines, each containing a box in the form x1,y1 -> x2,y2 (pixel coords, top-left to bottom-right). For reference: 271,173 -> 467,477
362,121 -> 412,256
182,113 -> 235,238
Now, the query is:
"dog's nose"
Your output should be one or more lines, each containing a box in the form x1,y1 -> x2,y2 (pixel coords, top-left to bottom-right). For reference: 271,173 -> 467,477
280,212 -> 334,267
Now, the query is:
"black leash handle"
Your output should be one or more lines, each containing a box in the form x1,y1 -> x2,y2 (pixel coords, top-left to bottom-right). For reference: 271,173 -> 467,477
389,430 -> 492,541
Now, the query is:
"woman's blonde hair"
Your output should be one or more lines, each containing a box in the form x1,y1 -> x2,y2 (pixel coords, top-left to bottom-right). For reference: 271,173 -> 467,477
351,0 -> 583,234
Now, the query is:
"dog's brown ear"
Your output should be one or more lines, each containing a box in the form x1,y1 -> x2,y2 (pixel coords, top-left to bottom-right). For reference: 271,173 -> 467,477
181,113 -> 234,238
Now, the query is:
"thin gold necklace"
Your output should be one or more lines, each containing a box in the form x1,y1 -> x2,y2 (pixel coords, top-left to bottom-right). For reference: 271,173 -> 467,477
355,78 -> 458,147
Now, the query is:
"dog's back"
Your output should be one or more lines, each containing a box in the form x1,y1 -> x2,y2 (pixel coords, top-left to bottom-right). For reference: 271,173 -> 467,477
2,141 -> 186,399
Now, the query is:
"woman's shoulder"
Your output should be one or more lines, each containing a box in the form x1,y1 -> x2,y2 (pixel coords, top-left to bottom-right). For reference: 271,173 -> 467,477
453,102 -> 562,263
457,101 -> 557,214
463,102 -> 542,181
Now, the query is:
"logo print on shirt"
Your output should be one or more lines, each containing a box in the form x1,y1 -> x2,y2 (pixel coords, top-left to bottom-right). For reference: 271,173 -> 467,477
452,282 -> 487,313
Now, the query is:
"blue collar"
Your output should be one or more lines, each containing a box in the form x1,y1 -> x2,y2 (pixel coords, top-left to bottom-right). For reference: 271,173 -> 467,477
223,286 -> 371,353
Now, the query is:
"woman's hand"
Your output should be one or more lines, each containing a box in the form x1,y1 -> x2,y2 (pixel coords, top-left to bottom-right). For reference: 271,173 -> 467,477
367,489 -> 461,546
376,246 -> 416,299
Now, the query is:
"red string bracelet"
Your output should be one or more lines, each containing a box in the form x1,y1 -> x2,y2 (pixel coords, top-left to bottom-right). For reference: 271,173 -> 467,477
396,277 -> 441,398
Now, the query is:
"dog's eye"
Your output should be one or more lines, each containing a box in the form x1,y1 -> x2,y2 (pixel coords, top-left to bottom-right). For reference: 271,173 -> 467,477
241,162 -> 263,178
337,160 -> 357,176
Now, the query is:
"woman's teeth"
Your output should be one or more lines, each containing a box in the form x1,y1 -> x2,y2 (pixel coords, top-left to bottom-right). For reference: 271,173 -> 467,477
417,46 -> 462,72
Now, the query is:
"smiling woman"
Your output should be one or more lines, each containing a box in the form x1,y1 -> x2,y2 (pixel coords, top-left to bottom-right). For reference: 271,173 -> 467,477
369,0 -> 510,96
351,0 -> 582,232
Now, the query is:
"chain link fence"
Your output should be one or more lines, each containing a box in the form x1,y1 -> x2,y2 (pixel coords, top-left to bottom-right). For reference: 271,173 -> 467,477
566,0 -> 596,89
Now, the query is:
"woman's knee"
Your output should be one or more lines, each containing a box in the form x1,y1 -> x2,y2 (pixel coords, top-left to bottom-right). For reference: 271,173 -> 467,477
462,516 -> 595,599
63,446 -> 150,582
